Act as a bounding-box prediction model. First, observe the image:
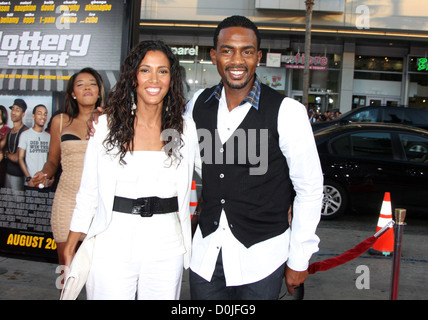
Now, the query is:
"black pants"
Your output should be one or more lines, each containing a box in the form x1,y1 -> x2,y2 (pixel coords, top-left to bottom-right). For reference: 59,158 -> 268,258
189,250 -> 285,300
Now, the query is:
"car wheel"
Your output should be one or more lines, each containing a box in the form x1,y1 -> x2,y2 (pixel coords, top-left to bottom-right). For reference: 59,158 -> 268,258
321,180 -> 348,219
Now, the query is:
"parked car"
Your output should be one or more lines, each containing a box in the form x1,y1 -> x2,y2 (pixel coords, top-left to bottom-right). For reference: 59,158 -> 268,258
315,123 -> 428,219
312,105 -> 428,132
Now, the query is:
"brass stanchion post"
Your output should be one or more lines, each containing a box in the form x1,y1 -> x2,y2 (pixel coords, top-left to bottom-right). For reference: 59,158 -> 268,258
390,208 -> 406,300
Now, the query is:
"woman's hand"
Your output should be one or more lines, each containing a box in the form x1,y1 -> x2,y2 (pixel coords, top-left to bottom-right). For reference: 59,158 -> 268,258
32,171 -> 48,187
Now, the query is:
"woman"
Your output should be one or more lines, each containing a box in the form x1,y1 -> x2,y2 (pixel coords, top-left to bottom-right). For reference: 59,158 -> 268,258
0,105 -> 11,139
63,41 -> 200,300
32,67 -> 105,268
0,105 -> 11,187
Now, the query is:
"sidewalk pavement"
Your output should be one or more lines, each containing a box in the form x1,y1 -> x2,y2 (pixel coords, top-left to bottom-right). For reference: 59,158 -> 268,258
1,223 -> 427,300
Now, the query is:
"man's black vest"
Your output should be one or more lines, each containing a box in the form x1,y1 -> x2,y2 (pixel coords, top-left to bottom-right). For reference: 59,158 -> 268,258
193,83 -> 293,248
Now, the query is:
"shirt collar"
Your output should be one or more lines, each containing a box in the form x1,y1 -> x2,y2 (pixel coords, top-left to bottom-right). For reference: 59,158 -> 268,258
204,75 -> 261,110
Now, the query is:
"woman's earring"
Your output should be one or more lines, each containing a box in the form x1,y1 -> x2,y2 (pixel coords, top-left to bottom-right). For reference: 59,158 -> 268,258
130,92 -> 137,116
164,106 -> 172,121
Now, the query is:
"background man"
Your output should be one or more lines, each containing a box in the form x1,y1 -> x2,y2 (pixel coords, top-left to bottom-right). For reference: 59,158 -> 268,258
0,98 -> 28,191
18,104 -> 50,188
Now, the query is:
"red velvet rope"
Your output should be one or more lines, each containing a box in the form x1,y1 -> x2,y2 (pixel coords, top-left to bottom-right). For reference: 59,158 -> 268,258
308,236 -> 377,274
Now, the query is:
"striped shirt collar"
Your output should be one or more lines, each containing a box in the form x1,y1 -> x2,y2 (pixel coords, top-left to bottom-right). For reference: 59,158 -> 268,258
204,75 -> 261,110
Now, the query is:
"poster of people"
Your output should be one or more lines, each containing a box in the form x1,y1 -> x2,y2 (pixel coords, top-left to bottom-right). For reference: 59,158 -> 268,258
0,0 -> 134,261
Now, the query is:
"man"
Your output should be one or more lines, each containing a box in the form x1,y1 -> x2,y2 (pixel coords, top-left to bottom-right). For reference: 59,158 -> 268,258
18,104 -> 50,188
186,16 -> 323,300
0,98 -> 28,191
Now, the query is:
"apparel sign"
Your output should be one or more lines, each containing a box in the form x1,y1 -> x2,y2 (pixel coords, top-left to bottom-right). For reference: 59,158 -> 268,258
171,46 -> 199,56
0,0 -> 129,262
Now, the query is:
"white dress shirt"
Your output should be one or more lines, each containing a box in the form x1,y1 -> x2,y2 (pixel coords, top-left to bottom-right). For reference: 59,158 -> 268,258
186,87 -> 323,286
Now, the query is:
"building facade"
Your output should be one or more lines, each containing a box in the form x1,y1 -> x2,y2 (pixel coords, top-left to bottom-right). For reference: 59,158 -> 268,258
138,0 -> 428,114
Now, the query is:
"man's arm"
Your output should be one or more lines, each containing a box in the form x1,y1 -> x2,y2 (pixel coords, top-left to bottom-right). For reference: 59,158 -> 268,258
278,98 -> 324,293
17,147 -> 31,179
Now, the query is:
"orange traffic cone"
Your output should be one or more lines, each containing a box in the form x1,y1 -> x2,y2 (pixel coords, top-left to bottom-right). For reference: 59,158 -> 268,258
369,192 -> 394,256
190,180 -> 198,219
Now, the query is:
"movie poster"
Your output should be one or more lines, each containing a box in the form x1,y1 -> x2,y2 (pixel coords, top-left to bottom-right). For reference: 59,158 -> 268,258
0,0 -> 129,261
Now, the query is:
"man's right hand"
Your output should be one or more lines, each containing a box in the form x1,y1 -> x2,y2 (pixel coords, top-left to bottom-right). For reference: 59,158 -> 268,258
86,107 -> 104,139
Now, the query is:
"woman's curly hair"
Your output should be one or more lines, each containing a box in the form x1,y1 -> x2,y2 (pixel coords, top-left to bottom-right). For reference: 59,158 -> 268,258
104,40 -> 186,165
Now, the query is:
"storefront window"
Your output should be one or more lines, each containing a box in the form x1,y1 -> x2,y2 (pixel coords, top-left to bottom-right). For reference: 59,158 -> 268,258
258,66 -> 287,94
353,55 -> 403,108
354,72 -> 402,82
180,62 -> 220,101
408,56 -> 428,109
291,64 -> 340,111
176,47 -> 342,112
355,55 -> 403,72
292,69 -> 340,92
407,56 -> 426,72
175,45 -> 218,100
354,55 -> 403,82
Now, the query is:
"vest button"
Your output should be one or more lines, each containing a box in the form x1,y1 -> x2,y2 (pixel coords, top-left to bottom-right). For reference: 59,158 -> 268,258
219,173 -> 224,178
220,199 -> 225,204
214,221 -> 218,226
219,147 -> 224,153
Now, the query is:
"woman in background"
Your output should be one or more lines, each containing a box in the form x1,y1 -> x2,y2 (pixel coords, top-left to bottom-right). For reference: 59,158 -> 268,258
33,67 -> 105,268
0,105 -> 11,187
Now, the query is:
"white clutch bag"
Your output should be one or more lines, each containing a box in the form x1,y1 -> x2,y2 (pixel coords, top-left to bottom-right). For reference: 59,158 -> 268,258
60,236 -> 95,300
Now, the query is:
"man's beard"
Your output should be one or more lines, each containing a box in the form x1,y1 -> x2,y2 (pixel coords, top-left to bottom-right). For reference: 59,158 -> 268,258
225,78 -> 251,90
224,66 -> 252,89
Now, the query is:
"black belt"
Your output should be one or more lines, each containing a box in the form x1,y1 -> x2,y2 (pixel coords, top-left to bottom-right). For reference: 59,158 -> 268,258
113,196 -> 178,217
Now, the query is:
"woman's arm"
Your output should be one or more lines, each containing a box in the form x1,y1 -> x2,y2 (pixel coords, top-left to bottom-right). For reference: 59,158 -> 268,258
63,231 -> 85,267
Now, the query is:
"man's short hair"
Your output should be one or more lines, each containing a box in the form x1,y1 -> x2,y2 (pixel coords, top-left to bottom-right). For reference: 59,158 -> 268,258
33,104 -> 47,115
213,15 -> 261,50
